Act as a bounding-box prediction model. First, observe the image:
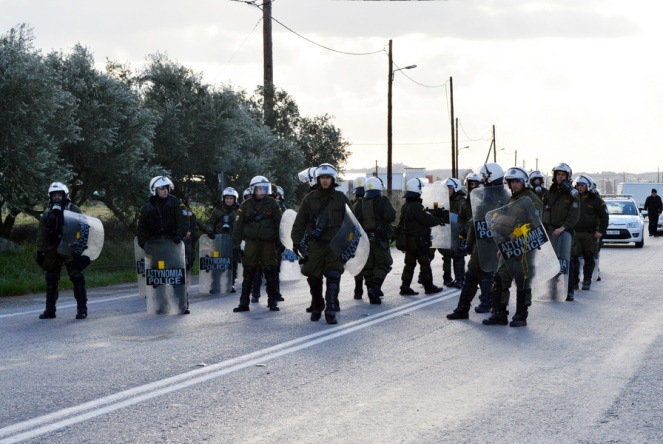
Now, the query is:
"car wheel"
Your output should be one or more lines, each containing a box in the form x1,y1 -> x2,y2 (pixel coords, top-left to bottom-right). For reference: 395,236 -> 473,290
635,232 -> 644,248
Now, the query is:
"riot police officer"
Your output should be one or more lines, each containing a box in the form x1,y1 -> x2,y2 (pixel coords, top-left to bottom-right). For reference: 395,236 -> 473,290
570,175 -> 608,291
542,163 -> 580,301
442,178 -> 466,288
351,176 -> 367,299
136,176 -> 191,312
398,178 -> 444,296
36,182 -> 91,319
354,177 -> 396,304
291,163 -> 354,324
447,164 -> 505,320
207,187 -> 240,291
232,176 -> 282,312
482,167 -> 543,327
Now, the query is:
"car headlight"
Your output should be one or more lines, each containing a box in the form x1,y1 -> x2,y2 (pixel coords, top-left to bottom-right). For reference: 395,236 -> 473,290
627,222 -> 640,228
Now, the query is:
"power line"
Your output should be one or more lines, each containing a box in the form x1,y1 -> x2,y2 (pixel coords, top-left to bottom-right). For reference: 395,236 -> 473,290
233,0 -> 383,56
393,60 -> 448,88
212,17 -> 263,83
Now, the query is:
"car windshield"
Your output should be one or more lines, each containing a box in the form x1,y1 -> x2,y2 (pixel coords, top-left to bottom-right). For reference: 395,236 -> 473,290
606,201 -> 638,215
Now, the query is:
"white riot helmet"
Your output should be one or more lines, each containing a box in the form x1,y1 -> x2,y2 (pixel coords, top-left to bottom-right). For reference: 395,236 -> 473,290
573,175 -> 593,192
479,163 -> 504,187
48,182 -> 70,200
464,173 -> 482,191
504,167 -> 530,189
315,163 -> 337,183
298,167 -> 317,187
276,186 -> 284,199
249,176 -> 271,197
404,178 -> 425,198
353,176 -> 367,196
445,178 -> 463,193
222,187 -> 239,202
150,176 -> 174,196
364,177 -> 383,198
552,163 -> 572,180
243,188 -> 251,200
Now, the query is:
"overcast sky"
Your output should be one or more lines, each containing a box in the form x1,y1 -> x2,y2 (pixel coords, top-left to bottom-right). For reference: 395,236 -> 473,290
3,0 -> 661,176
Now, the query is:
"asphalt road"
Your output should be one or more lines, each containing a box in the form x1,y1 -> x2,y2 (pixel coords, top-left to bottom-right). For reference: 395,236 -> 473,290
1,240 -> 662,443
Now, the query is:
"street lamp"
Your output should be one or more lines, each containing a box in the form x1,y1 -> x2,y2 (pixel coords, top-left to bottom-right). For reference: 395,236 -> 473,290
455,145 -> 469,176
387,39 -> 417,197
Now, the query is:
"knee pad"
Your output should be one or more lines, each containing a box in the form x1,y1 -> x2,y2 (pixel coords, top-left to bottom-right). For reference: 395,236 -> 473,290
70,272 -> 85,285
263,265 -> 279,278
46,272 -> 60,285
324,269 -> 341,283
243,265 -> 257,276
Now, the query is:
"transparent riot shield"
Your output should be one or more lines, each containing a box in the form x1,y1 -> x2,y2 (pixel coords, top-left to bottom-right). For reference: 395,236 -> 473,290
449,213 -> 459,250
144,240 -> 187,314
485,197 -> 559,290
57,210 -> 105,260
536,230 -> 572,301
133,237 -> 147,298
278,209 -> 303,281
422,182 -> 451,248
470,186 -> 511,272
198,234 -> 233,294
330,204 -> 369,277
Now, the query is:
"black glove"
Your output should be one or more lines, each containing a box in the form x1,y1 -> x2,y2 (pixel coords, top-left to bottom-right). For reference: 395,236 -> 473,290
207,232 -> 215,240
232,247 -> 243,260
36,251 -> 44,266
292,245 -> 301,257
173,237 -> 182,244
72,254 -> 92,270
460,241 -> 473,256
276,242 -> 286,255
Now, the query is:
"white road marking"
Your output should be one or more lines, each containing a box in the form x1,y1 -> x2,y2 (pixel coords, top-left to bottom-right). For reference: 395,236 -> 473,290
0,290 -> 458,443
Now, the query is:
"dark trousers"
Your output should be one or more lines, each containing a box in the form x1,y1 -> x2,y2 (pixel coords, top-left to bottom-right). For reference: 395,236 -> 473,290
649,212 -> 660,236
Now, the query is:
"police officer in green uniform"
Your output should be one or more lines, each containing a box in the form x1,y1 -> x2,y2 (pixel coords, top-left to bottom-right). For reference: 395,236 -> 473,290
398,178 -> 444,296
482,167 -> 543,327
542,163 -> 580,301
447,165 -> 504,320
207,187 -> 240,292
351,176 -> 367,299
570,175 -> 608,291
291,163 -> 353,324
136,176 -> 191,312
232,176 -> 282,312
354,177 -> 396,304
36,182 -> 91,319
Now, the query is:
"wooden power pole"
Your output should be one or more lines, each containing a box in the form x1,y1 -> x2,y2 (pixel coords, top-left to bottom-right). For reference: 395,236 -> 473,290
263,1 -> 275,129
449,77 -> 455,179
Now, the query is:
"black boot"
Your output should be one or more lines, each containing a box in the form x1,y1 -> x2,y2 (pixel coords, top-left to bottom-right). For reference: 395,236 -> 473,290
234,266 -> 256,312
39,273 -> 59,319
581,280 -> 591,291
475,272 -> 492,313
264,266 -> 280,311
324,270 -> 341,324
71,272 -> 88,319
251,268 -> 262,302
400,280 -> 419,296
424,284 -> 443,295
368,286 -> 382,304
446,279 -> 477,320
307,276 -> 324,317
483,304 -> 509,325
354,275 -> 363,299
443,270 -> 454,287
510,290 -> 529,327
452,253 -> 465,289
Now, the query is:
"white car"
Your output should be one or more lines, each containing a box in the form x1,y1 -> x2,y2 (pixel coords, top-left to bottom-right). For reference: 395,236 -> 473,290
602,196 -> 645,248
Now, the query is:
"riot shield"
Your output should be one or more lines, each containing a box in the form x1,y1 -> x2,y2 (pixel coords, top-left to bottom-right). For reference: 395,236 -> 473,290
144,240 -> 188,314
279,209 -> 298,249
57,210 -> 105,260
449,213 -> 459,250
536,230 -> 572,301
470,186 -> 511,272
278,208 -> 302,281
422,182 -> 451,248
485,197 -> 559,290
133,237 -> 147,298
330,204 -> 369,277
198,234 -> 233,294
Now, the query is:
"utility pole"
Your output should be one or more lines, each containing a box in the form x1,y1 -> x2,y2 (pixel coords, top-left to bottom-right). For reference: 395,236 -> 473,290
450,77 -> 455,179
263,0 -> 275,129
387,39 -> 393,197
514,149 -> 517,167
492,126 -> 496,162
454,118 -> 459,178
